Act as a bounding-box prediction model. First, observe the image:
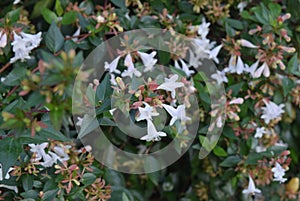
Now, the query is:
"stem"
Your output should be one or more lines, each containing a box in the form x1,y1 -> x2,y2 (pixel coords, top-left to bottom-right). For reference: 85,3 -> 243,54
0,62 -> 12,74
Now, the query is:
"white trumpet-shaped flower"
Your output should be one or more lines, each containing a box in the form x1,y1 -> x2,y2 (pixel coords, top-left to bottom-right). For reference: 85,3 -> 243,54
121,54 -> 141,78
0,184 -> 18,193
242,175 -> 261,195
162,104 -> 191,126
53,145 -> 71,162
254,127 -> 267,138
272,162 -> 287,183
10,31 -> 42,63
0,164 -> 14,181
157,74 -> 184,99
261,99 -> 285,124
253,62 -> 270,78
28,142 -> 48,162
0,31 -> 7,48
104,56 -> 121,74
245,60 -> 259,77
227,55 -> 245,74
229,97 -> 244,105
175,59 -> 194,77
140,120 -> 167,141
211,70 -> 228,85
209,44 -> 222,64
138,51 -> 157,72
197,18 -> 210,38
239,39 -> 258,48
136,102 -> 159,121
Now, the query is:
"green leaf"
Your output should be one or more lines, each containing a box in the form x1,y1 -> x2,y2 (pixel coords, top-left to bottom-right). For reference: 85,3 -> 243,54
3,67 -> 27,86
282,77 -> 295,97
144,156 -> 160,185
111,0 -> 126,9
55,0 -> 64,16
225,23 -> 236,37
213,146 -> 228,157
82,173 -> 96,186
45,22 -> 65,53
103,169 -> 125,186
78,115 -> 99,139
61,11 -> 77,25
22,174 -> 33,192
244,152 -> 263,165
43,189 -> 59,201
220,156 -> 241,167
42,8 -> 58,24
0,138 -> 22,176
122,193 -> 130,201
49,107 -> 64,131
226,82 -> 244,97
225,18 -> 244,30
5,8 -> 21,24
32,0 -> 54,18
96,74 -> 113,101
287,54 -> 300,76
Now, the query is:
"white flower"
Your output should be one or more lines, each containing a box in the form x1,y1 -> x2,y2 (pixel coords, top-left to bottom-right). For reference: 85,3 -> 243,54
275,141 -> 288,147
211,70 -> 228,85
136,102 -> 159,121
10,31 -> 42,63
255,145 -> 267,153
13,0 -> 21,4
140,120 -> 167,141
242,175 -> 261,195
157,74 -> 184,99
138,51 -> 157,72
209,44 -> 222,64
198,18 -> 210,38
237,1 -> 248,12
96,15 -> 105,23
239,39 -> 258,48
0,77 -> 5,82
227,55 -> 245,74
110,74 -> 117,85
272,162 -> 287,183
121,54 -> 142,78
41,151 -> 58,167
76,117 -> 83,127
28,143 -> 48,162
261,100 -> 285,124
104,56 -> 121,74
244,60 -> 259,77
109,108 -> 117,115
175,59 -> 194,77
162,104 -> 191,126
0,31 -> 7,48
229,98 -> 244,105
0,184 -> 18,193
0,164 -> 14,181
253,62 -> 270,78
71,27 -> 81,42
254,127 -> 267,138
53,145 -> 71,162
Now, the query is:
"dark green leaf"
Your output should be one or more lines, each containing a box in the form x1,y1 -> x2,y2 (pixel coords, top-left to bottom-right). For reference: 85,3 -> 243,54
45,22 -> 65,53
0,138 -> 22,176
82,173 -> 96,186
96,73 -> 113,101
220,156 -> 241,167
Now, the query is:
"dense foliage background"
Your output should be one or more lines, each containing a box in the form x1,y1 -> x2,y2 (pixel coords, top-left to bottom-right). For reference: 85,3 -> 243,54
0,0 -> 300,200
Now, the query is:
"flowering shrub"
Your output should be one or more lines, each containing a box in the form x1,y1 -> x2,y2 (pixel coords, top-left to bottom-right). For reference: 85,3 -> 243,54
0,0 -> 300,200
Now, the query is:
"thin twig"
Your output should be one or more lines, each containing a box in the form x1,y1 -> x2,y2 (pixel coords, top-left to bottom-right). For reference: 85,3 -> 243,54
0,62 -> 12,74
